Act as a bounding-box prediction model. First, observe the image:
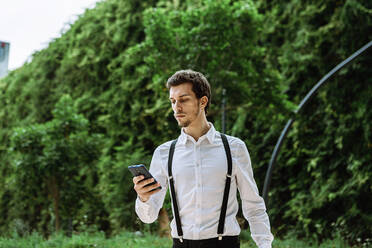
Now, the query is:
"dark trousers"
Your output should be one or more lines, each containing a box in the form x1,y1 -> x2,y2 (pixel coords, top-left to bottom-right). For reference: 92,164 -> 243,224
172,236 -> 240,248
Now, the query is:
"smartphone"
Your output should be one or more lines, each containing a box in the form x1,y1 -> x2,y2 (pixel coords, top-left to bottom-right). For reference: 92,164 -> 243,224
128,164 -> 162,191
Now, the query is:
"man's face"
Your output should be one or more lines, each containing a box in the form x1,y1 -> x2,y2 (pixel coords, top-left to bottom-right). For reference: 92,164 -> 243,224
169,83 -> 202,128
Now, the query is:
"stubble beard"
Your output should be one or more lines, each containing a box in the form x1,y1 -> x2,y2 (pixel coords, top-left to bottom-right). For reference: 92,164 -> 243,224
177,108 -> 200,128
178,119 -> 191,128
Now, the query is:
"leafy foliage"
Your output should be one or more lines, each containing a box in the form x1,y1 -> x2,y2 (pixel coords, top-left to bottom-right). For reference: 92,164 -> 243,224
257,0 -> 372,243
8,95 -> 103,235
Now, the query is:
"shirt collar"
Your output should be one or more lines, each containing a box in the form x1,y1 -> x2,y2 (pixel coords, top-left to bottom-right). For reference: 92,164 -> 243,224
178,122 -> 217,145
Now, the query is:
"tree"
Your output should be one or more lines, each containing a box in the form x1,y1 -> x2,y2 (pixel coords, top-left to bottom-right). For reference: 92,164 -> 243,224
10,95 -> 102,233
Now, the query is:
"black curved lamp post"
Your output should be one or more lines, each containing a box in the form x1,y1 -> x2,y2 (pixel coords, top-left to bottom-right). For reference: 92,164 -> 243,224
262,40 -> 372,205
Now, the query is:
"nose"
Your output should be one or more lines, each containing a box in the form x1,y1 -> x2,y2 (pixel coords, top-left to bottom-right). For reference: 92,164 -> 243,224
174,101 -> 182,113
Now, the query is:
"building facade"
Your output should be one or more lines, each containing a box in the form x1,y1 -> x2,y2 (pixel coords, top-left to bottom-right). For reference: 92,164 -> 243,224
0,41 -> 10,78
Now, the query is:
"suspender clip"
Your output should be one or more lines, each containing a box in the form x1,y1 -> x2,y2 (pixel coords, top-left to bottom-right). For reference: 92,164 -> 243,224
218,234 -> 223,240
226,174 -> 232,178
169,176 -> 173,180
179,236 -> 183,243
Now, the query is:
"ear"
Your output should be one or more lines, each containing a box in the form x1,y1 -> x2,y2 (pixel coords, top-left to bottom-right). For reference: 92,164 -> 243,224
200,96 -> 208,109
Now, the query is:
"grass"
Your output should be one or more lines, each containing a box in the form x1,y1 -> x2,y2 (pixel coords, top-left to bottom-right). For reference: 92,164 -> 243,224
0,230 -> 352,248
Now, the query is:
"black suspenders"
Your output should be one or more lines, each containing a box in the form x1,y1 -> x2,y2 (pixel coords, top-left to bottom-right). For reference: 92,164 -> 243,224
218,133 -> 233,240
167,133 -> 232,242
168,138 -> 183,241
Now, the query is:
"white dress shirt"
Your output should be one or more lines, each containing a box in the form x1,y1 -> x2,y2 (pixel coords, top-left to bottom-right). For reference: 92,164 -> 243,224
136,123 -> 273,248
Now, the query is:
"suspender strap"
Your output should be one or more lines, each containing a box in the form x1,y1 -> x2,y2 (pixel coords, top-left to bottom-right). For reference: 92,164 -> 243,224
217,133 -> 233,239
168,139 -> 183,242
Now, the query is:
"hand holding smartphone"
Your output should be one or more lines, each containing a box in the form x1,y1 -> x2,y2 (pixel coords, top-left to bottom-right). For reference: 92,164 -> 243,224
129,164 -> 162,202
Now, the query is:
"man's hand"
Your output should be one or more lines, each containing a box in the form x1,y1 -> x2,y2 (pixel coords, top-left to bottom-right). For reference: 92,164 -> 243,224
133,175 -> 161,202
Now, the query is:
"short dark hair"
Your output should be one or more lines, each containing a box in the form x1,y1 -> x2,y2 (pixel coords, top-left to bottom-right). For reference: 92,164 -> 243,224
166,69 -> 211,114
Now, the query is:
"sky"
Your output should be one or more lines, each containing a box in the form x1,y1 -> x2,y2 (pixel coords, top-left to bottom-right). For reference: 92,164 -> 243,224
0,0 -> 102,70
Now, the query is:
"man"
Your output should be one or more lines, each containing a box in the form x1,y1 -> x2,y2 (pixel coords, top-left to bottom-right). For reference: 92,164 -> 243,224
133,70 -> 273,248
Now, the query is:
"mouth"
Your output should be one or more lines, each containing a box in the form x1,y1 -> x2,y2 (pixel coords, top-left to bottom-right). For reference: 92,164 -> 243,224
175,114 -> 186,119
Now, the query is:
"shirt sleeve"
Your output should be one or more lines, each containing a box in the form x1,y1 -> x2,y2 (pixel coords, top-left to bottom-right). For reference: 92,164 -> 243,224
135,147 -> 168,223
235,141 -> 274,248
